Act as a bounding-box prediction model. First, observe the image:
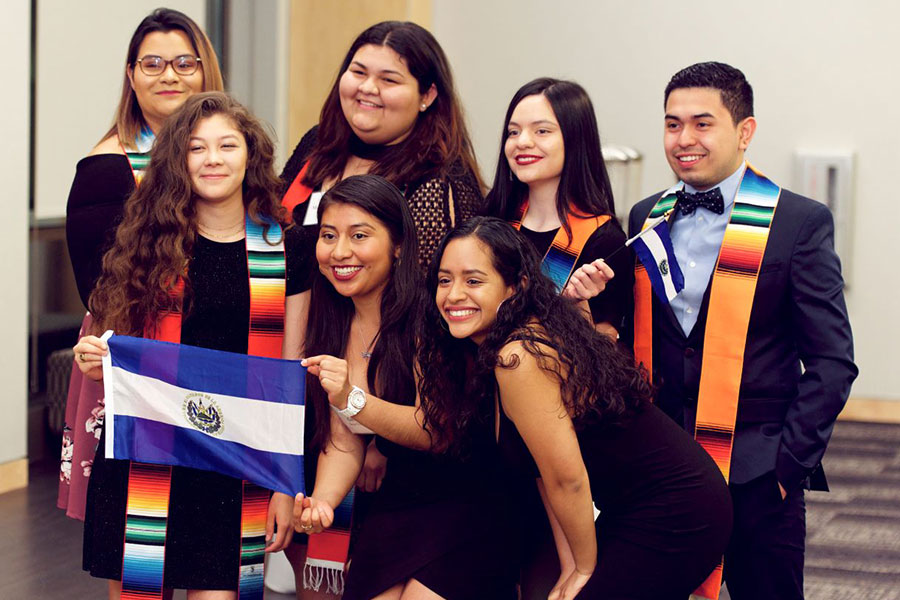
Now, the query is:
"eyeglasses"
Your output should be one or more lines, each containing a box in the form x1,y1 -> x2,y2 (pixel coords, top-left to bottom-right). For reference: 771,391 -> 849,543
135,54 -> 202,76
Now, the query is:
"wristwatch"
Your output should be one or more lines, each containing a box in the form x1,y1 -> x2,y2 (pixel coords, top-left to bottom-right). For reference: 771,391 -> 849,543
338,385 -> 367,419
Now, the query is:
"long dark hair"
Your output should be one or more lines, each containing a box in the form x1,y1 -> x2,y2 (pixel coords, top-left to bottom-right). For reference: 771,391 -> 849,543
105,7 -> 224,149
305,175 -> 422,450
90,92 -> 284,336
482,78 -> 615,242
417,217 -> 650,451
303,21 -> 482,190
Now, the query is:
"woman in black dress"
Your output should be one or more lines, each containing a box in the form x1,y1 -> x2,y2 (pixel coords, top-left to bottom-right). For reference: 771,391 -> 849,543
482,78 -> 631,339
74,93 -> 306,599
292,176 -> 518,600
417,217 -> 733,599
60,8 -> 224,524
481,77 -> 636,598
279,22 -> 485,593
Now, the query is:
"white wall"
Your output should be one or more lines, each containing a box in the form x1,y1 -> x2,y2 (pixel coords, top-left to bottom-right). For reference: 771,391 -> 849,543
0,2 -> 31,465
227,0 -> 291,171
34,0 -> 206,221
434,0 -> 898,400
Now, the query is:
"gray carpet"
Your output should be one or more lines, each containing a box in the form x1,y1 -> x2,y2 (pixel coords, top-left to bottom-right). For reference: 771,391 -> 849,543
800,420 -> 900,599
3,420 -> 899,599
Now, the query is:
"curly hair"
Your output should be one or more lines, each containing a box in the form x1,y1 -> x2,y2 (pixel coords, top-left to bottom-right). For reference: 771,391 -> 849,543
417,217 -> 651,451
304,175 -> 423,451
482,78 -> 616,243
303,21 -> 482,191
89,92 -> 285,337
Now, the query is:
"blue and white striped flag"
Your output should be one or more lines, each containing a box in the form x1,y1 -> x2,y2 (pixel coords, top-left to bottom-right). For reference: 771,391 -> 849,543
101,331 -> 305,496
628,215 -> 685,303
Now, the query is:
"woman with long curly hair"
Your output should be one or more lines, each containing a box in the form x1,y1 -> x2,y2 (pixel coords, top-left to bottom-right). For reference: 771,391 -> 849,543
59,7 -> 223,524
417,217 -> 732,600
74,92 -> 308,600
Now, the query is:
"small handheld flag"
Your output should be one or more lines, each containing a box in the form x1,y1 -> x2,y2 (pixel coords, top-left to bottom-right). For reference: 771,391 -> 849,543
101,331 -> 306,496
627,213 -> 684,303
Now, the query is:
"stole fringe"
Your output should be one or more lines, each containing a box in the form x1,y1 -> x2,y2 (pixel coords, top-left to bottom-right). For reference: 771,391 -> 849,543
303,562 -> 345,596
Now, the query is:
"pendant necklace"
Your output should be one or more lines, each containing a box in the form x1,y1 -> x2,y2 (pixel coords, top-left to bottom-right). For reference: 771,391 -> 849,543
355,320 -> 378,360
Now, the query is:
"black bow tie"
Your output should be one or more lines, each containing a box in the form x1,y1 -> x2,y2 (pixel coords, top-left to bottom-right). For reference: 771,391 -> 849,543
675,187 -> 724,215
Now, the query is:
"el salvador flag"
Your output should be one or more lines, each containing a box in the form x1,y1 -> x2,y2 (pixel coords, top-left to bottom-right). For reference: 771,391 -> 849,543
100,331 -> 305,497
629,217 -> 685,303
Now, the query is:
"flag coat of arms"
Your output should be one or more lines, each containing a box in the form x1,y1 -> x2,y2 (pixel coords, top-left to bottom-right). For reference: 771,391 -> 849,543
630,217 -> 685,303
101,331 -> 306,496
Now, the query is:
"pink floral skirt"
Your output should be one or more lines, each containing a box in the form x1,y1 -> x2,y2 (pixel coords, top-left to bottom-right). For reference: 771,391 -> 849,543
57,313 -> 104,521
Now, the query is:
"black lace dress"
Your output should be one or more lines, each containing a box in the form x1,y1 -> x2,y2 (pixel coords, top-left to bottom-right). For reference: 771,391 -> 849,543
280,126 -> 482,270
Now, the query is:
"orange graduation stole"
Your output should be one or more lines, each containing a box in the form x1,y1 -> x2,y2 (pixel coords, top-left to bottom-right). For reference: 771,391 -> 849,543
281,161 -> 313,214
510,201 -> 609,292
633,163 -> 781,600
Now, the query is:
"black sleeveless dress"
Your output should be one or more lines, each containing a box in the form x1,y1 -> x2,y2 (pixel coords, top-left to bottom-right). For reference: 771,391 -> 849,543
498,401 -> 733,599
342,428 -> 520,599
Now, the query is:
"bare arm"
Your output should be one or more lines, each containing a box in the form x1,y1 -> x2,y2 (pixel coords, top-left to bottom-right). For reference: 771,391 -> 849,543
293,411 -> 366,534
302,354 -> 433,451
496,342 -> 597,577
311,411 -> 366,509
282,290 -> 310,360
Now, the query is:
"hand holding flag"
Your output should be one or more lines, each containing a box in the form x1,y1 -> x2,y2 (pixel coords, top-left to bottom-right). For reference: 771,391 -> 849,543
627,211 -> 684,304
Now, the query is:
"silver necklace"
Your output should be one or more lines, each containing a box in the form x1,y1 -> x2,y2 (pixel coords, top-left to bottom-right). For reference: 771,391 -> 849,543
354,320 -> 378,360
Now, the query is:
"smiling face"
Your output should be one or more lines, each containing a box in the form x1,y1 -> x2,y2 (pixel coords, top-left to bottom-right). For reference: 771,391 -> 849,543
128,30 -> 204,132
316,202 -> 396,302
664,87 -> 756,190
187,113 -> 247,207
337,44 -> 436,146
504,94 -> 565,189
436,236 -> 515,345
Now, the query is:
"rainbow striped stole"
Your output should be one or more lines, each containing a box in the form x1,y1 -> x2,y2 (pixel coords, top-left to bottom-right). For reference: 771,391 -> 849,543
121,213 -> 286,599
510,202 -> 609,292
633,163 -> 780,600
123,127 -> 155,186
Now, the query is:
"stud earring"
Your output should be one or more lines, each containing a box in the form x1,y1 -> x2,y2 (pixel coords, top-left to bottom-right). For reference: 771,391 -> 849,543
420,103 -> 427,111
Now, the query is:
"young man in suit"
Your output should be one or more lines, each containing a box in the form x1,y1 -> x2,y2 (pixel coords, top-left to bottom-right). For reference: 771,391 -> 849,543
628,62 -> 857,599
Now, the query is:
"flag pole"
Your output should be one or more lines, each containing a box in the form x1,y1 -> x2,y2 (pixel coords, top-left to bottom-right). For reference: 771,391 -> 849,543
603,209 -> 674,261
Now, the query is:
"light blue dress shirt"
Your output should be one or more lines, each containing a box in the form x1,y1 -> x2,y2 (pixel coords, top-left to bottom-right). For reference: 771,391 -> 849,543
670,163 -> 747,335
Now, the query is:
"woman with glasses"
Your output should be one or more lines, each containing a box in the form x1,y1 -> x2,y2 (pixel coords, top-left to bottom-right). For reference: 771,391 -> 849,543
58,7 -> 223,530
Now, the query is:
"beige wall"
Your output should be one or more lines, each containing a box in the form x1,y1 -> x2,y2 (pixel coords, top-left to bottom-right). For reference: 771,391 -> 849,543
0,1 -> 30,477
287,0 -> 432,150
433,0 -> 897,401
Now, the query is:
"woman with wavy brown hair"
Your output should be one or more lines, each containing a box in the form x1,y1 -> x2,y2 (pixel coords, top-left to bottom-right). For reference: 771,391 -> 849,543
59,7 -> 224,524
74,92 -> 308,600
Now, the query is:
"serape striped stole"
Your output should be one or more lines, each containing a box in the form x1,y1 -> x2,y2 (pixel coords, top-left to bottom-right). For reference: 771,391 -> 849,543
120,214 -> 286,600
122,127 -> 155,186
510,202 -> 609,292
633,163 -> 780,600
303,488 -> 356,595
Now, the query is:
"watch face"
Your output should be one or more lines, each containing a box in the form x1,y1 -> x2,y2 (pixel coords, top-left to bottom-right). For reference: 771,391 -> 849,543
349,389 -> 366,410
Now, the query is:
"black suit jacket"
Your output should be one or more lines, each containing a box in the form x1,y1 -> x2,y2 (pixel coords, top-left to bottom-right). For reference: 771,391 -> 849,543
628,188 -> 857,491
